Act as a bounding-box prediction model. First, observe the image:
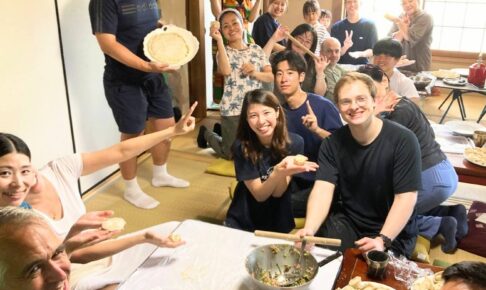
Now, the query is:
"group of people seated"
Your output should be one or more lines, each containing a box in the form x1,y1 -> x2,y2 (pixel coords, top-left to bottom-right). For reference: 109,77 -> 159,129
0,1 -> 483,289
198,0 -> 467,256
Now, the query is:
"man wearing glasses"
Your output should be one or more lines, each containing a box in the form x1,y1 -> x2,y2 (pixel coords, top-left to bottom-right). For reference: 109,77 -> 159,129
330,0 -> 378,65
296,72 -> 421,258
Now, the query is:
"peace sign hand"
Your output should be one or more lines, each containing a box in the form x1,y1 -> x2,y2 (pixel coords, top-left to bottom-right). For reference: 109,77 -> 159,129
343,30 -> 354,50
301,100 -> 319,133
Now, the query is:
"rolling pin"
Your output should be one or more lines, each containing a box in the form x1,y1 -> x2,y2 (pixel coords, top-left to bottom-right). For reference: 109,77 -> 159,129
254,230 -> 342,247
284,31 -> 320,61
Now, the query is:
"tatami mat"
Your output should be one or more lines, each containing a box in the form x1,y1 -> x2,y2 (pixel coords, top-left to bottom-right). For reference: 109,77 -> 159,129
83,127 -> 234,234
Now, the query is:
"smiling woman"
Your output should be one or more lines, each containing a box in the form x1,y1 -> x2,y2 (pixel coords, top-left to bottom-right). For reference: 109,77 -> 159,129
0,134 -> 35,209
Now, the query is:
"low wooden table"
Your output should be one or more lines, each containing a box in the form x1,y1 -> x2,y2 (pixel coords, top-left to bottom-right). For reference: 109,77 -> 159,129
446,152 -> 486,186
334,248 -> 442,290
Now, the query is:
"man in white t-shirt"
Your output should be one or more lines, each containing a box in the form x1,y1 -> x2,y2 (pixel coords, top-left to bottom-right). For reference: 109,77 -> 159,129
373,38 -> 419,99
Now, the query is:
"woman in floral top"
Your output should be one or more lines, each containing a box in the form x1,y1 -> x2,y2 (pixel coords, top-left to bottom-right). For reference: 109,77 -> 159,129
198,8 -> 273,159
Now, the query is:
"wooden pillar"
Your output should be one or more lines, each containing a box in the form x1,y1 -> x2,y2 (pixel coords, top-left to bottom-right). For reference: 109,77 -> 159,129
186,0 -> 207,118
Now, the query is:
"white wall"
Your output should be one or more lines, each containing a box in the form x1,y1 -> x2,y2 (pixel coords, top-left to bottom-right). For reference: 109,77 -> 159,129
0,1 -> 73,168
0,0 -> 190,193
56,0 -> 119,191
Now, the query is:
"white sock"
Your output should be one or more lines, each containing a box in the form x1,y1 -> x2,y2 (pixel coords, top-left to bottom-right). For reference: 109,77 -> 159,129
123,177 -> 159,209
152,164 -> 190,188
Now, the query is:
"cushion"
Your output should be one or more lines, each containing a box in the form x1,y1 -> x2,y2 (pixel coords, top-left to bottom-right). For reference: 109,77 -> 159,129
411,235 -> 431,264
458,200 -> 486,257
206,158 -> 236,177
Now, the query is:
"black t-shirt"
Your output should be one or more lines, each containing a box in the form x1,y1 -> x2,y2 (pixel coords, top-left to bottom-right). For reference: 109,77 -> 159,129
225,133 -> 304,233
316,119 -> 421,234
382,98 -> 446,171
89,0 -> 159,83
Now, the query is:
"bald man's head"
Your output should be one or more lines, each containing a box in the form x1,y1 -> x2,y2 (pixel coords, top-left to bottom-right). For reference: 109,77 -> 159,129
320,37 -> 341,65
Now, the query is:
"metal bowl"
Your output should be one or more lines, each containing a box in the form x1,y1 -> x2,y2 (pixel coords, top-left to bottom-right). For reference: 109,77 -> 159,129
410,75 -> 432,90
245,244 -> 318,290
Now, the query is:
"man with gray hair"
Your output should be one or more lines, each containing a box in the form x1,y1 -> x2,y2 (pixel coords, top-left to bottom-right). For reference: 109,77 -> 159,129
0,207 -> 71,290
320,37 -> 347,101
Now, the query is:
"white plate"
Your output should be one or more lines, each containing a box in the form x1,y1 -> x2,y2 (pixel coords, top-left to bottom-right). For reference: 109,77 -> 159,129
464,147 -> 486,167
444,121 -> 486,137
143,25 -> 199,68
443,77 -> 467,86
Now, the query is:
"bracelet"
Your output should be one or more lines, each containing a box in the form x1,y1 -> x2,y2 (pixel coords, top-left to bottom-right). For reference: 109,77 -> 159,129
377,233 -> 392,248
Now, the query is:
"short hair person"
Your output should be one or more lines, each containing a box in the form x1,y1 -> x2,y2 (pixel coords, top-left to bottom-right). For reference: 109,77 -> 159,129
320,37 -> 347,100
302,0 -> 329,55
373,38 -> 419,99
272,50 -> 342,216
441,261 -> 486,290
330,0 -> 378,64
296,72 -> 421,257
389,0 -> 433,72
0,207 -> 71,290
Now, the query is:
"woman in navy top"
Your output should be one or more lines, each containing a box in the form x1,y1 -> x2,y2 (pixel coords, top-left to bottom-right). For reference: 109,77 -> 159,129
225,89 -> 318,233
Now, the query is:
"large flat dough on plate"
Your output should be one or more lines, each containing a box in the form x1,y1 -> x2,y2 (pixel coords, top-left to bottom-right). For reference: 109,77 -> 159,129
144,25 -> 199,67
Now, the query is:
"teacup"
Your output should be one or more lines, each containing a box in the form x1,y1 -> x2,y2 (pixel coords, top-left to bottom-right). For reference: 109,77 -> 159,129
365,250 -> 389,279
473,130 -> 486,148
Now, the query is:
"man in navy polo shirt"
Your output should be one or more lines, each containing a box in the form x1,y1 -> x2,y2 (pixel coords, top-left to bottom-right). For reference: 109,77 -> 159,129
89,0 -> 188,209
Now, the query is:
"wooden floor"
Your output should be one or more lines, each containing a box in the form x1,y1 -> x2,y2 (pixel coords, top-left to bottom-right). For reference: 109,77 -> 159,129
83,90 -> 486,264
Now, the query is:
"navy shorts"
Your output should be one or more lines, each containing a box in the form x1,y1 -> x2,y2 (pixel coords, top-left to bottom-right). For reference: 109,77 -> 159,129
103,74 -> 173,134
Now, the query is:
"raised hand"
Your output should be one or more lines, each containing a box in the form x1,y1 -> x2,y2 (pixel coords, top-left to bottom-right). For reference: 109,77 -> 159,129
374,91 -> 399,115
174,101 -> 197,135
209,25 -> 223,42
66,210 -> 114,239
343,30 -> 354,50
271,25 -> 289,42
64,229 -> 117,256
301,100 -> 319,133
315,55 -> 330,73
274,155 -> 319,176
144,231 -> 186,248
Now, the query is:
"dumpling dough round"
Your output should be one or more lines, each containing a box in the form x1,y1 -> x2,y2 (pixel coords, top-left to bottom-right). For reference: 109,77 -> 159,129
293,154 -> 308,166
169,233 -> 181,242
101,217 -> 126,231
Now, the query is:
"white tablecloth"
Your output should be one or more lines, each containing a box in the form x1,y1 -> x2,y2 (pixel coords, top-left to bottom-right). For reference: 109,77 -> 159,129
73,221 -> 180,290
118,220 -> 343,290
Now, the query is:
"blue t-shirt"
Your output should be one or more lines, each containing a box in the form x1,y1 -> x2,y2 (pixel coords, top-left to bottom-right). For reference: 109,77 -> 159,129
331,18 -> 378,65
225,133 -> 303,233
252,12 -> 287,48
283,93 -> 343,181
89,0 -> 160,83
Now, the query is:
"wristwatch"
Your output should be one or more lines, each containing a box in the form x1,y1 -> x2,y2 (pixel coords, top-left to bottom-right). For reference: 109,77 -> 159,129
377,233 -> 393,249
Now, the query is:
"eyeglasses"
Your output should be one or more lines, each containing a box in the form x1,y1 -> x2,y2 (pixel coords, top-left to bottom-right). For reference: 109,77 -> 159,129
358,64 -> 386,82
338,95 -> 369,108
